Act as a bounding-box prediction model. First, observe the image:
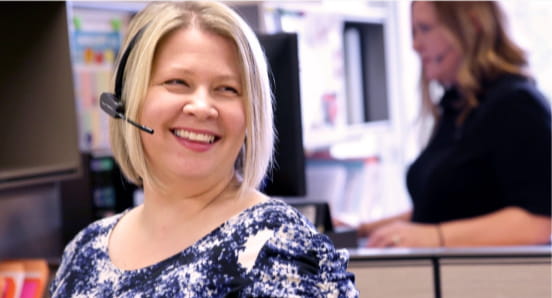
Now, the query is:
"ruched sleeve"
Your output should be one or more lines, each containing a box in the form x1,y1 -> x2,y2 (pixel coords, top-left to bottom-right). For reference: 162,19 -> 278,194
241,221 -> 358,297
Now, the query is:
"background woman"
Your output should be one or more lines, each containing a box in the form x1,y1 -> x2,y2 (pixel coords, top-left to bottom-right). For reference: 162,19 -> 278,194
358,1 -> 551,248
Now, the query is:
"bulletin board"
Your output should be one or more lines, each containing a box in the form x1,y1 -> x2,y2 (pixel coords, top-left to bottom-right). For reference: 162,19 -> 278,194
69,8 -> 132,152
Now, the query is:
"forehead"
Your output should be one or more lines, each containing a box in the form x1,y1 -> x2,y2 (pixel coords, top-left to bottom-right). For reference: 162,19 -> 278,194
412,1 -> 438,22
156,27 -> 236,56
152,27 -> 242,75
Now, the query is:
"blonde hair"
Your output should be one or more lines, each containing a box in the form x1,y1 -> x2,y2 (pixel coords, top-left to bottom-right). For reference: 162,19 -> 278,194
416,1 -> 529,125
109,1 -> 274,195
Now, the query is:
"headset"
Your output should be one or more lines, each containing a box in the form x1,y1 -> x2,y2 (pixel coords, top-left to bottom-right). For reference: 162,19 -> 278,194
100,26 -> 154,134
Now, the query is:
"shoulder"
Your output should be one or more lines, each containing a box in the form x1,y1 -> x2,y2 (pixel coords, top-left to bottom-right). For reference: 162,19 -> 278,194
475,74 -> 551,134
56,214 -> 121,274
235,198 -> 349,264
50,214 -> 122,295
239,199 -> 357,296
482,75 -> 550,114
250,198 -> 316,227
68,214 -> 121,250
238,198 -> 327,244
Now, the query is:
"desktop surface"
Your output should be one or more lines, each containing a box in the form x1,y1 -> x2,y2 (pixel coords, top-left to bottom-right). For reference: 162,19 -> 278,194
349,244 -> 552,260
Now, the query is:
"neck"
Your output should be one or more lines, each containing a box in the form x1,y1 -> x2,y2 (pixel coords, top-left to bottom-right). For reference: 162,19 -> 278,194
138,173 -> 240,233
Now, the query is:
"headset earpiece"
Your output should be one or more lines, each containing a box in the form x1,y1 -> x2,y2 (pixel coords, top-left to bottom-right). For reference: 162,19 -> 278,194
99,25 -> 154,134
103,25 -> 148,111
100,92 -> 125,119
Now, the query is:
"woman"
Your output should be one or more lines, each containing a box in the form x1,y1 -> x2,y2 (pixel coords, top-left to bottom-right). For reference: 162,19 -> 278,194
359,1 -> 551,247
50,2 -> 358,296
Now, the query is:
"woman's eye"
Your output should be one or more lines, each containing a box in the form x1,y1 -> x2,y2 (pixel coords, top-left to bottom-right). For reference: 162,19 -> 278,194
218,86 -> 240,95
418,23 -> 433,33
164,79 -> 188,86
412,23 -> 434,39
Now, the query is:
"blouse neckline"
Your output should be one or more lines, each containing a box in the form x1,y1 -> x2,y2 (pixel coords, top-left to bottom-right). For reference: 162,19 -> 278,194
101,198 -> 282,274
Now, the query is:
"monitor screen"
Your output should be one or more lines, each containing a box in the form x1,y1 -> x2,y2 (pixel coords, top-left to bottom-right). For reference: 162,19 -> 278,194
257,32 -> 306,197
0,2 -> 80,190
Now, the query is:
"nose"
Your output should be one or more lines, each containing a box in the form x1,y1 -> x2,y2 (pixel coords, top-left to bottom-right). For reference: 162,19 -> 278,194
182,89 -> 218,120
412,32 -> 422,54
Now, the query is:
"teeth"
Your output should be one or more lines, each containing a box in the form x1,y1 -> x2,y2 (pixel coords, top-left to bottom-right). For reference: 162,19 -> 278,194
173,129 -> 215,144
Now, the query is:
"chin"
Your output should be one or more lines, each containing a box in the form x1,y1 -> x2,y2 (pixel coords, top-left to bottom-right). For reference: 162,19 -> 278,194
423,69 -> 438,81
425,73 -> 449,86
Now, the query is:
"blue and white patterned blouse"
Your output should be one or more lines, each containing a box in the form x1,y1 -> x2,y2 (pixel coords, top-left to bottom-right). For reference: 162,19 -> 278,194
50,199 -> 358,297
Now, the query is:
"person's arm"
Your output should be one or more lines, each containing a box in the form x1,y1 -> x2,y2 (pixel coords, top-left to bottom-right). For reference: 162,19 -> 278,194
357,210 -> 412,237
367,207 -> 550,248
440,206 -> 551,246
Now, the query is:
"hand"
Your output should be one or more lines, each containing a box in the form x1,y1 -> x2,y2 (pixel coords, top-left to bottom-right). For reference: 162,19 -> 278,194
366,221 -> 441,248
332,217 -> 355,229
357,221 -> 379,238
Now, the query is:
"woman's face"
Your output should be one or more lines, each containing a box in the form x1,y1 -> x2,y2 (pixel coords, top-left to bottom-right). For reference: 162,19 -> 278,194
140,27 -> 245,188
411,1 -> 462,86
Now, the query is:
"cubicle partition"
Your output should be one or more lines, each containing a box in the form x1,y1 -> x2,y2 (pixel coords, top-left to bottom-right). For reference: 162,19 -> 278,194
348,246 -> 551,298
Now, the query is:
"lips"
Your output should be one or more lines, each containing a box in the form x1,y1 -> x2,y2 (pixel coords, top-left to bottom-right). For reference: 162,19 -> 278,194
171,128 -> 218,144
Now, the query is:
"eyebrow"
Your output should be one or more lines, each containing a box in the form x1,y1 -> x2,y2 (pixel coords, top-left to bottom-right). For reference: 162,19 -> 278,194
216,74 -> 241,82
162,66 -> 240,81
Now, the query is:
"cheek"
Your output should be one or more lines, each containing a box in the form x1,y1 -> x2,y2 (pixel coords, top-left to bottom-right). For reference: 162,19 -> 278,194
225,103 -> 247,138
441,49 -> 462,78
140,92 -> 168,123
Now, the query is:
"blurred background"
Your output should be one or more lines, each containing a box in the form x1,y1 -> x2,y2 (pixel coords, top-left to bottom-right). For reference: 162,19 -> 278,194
0,0 -> 550,259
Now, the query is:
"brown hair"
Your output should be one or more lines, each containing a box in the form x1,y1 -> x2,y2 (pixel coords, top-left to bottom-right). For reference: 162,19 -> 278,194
416,1 -> 529,125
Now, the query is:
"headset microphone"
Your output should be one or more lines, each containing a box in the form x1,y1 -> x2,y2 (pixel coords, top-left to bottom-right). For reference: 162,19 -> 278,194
100,26 -> 154,135
100,93 -> 154,134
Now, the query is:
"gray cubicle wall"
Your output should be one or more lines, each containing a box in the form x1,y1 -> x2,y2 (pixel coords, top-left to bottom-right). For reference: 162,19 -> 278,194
348,246 -> 551,298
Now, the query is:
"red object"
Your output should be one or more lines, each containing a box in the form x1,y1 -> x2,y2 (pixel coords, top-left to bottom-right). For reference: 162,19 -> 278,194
94,52 -> 104,64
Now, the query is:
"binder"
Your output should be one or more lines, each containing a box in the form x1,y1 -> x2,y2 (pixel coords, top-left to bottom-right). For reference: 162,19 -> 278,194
19,259 -> 49,298
0,259 -> 49,298
0,261 -> 24,298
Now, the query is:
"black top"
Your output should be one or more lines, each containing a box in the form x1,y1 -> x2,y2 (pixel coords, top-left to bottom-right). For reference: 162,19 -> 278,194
407,75 -> 551,223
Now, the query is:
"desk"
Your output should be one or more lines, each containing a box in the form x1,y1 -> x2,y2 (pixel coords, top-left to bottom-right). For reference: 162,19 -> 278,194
348,246 -> 551,298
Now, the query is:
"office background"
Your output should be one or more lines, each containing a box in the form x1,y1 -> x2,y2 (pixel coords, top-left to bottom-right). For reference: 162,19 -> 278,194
1,0 -> 551,259
0,1 -> 550,297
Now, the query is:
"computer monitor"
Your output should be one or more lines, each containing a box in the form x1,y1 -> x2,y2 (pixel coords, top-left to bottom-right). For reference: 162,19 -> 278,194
0,2 -> 80,190
257,32 -> 307,197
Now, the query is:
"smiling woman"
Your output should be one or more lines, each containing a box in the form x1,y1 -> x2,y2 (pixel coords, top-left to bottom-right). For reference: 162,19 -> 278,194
49,1 -> 358,297
141,27 -> 246,189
